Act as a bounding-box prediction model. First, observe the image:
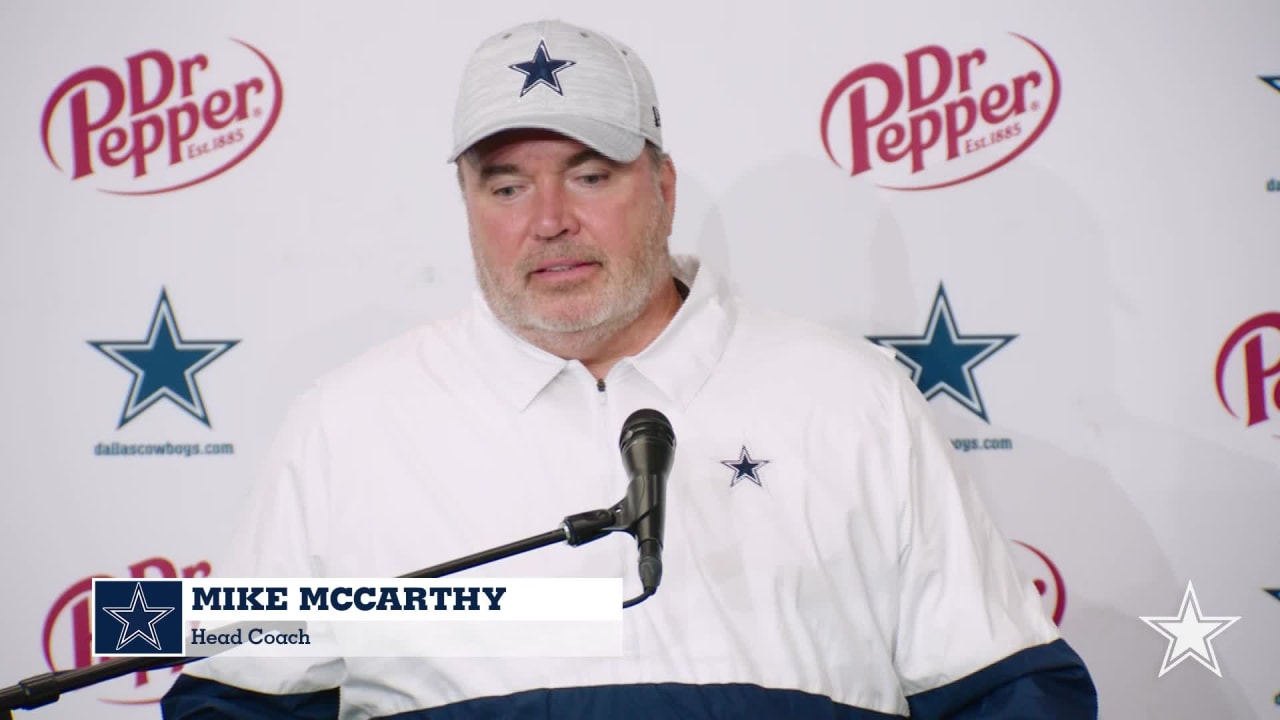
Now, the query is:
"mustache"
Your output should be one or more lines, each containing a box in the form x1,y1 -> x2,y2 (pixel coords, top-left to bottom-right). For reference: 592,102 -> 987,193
517,245 -> 607,274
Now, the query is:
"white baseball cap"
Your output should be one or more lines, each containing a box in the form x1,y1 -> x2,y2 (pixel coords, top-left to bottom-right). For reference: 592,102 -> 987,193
449,19 -> 663,164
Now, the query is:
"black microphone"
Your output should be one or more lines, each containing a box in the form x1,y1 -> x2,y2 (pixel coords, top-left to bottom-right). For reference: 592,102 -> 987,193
617,409 -> 676,596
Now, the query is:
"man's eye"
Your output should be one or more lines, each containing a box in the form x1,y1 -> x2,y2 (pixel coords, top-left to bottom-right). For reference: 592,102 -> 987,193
579,173 -> 608,185
492,185 -> 517,197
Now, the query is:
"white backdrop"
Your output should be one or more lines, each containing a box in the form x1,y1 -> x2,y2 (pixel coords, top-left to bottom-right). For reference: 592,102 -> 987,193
2,1 -> 1278,718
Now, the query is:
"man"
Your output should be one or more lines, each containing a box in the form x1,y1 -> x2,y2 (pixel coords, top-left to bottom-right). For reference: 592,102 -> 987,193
163,18 -> 1097,719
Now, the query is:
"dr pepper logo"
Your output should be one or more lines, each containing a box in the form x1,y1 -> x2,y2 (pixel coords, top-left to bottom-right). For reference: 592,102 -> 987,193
40,39 -> 283,195
820,33 -> 1060,190
1216,312 -> 1280,433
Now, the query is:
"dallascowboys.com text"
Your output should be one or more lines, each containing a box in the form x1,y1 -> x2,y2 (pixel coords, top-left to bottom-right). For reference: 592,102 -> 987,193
93,441 -> 235,458
950,437 -> 1014,452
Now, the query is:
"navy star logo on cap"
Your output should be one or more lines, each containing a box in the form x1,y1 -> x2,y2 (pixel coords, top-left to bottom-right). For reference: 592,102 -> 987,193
101,582 -> 175,652
509,40 -> 576,97
89,288 -> 239,429
722,446 -> 769,488
866,283 -> 1015,423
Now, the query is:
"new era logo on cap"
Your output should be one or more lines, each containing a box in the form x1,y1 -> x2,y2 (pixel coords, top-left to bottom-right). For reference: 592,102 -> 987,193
450,19 -> 663,164
93,578 -> 184,656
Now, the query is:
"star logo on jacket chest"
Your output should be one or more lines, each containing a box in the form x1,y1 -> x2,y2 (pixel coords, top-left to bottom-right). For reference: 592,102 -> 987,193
721,446 -> 769,488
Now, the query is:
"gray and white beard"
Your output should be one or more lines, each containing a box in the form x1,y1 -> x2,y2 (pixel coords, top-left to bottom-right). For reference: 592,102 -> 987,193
473,204 -> 672,348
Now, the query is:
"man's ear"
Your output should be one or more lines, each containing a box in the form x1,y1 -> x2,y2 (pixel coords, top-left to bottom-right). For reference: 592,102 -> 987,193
659,155 -> 677,229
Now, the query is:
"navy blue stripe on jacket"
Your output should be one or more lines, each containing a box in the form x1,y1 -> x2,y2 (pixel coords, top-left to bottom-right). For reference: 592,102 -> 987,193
380,683 -> 901,719
906,639 -> 1097,719
162,674 -> 339,719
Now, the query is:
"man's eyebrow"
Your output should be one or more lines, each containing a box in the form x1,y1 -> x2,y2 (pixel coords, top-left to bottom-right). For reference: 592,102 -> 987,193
565,149 -> 618,169
476,150 -> 618,181
477,163 -> 519,182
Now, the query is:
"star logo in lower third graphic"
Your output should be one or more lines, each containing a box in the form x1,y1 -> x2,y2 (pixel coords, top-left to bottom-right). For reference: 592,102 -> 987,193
722,446 -> 769,488
102,582 -> 175,652
1140,581 -> 1240,678
89,288 -> 239,428
866,283 -> 1016,423
509,40 -> 575,96
1260,76 -> 1280,94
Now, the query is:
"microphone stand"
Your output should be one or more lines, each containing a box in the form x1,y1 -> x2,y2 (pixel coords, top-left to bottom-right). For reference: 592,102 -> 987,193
0,505 -> 636,717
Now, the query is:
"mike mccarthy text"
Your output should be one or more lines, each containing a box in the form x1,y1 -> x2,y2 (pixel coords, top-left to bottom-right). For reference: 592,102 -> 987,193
191,585 -> 508,613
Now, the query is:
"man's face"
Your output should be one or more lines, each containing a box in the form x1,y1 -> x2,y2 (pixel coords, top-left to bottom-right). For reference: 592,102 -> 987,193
458,130 -> 676,339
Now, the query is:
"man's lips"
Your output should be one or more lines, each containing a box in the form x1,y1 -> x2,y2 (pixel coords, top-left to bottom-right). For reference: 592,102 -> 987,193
530,260 -> 600,275
527,260 -> 601,285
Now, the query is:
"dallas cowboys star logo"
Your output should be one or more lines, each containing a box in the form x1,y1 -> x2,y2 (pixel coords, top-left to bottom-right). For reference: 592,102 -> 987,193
509,40 -> 576,96
866,283 -> 1016,423
101,582 -> 176,652
89,288 -> 239,429
1260,76 -> 1280,93
721,446 -> 769,488
1140,581 -> 1240,678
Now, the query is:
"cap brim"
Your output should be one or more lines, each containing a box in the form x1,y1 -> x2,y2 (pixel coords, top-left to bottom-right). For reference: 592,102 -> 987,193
447,115 -> 646,164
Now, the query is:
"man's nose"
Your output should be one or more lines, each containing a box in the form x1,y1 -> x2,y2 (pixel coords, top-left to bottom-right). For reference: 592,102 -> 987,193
532,182 -> 578,240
